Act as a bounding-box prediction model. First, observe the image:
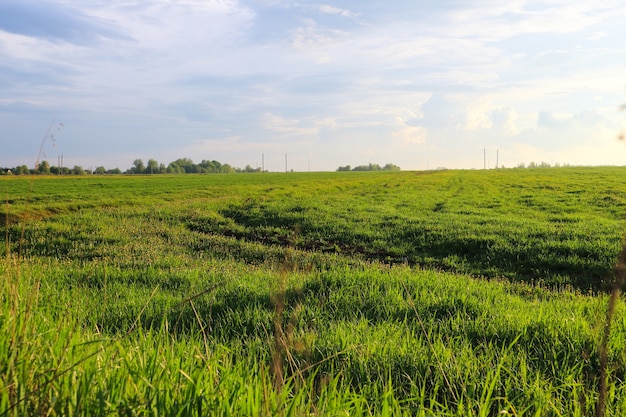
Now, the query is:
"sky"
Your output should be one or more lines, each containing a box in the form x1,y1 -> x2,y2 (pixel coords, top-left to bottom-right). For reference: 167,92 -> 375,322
1,0 -> 626,172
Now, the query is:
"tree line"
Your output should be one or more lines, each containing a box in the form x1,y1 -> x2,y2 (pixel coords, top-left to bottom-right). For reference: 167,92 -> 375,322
0,158 -> 265,176
127,158 -> 243,174
0,161 -> 109,176
336,163 -> 401,172
1,158 -> 579,175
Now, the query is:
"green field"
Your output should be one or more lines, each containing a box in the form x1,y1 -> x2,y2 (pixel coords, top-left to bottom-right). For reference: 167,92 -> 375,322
2,167 -> 626,415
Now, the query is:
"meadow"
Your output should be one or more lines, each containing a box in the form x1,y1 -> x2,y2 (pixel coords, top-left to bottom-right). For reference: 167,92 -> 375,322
2,167 -> 626,416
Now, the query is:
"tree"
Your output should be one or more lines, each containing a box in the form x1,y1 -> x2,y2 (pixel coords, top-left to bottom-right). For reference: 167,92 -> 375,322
352,163 -> 382,171
71,165 -> 85,175
383,163 -> 401,171
166,162 -> 185,174
199,159 -> 226,173
146,159 -> 159,174
14,165 -> 29,175
243,164 -> 261,173
132,159 -> 145,174
37,160 -> 51,174
95,166 -> 107,175
166,158 -> 195,173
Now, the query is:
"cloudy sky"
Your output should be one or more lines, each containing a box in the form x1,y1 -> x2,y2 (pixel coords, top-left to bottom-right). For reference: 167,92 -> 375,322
1,0 -> 626,171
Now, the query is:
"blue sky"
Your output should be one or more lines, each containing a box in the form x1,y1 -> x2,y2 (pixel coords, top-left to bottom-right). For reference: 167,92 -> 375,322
1,0 -> 625,171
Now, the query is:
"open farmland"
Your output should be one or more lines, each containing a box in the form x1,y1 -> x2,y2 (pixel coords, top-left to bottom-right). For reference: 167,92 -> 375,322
2,167 -> 626,416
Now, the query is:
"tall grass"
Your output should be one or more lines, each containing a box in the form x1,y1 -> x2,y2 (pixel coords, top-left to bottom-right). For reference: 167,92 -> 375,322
2,169 -> 626,415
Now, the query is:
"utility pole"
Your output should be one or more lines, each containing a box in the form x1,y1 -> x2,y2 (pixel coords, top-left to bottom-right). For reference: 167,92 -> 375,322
285,154 -> 288,173
483,148 -> 486,170
262,153 -> 265,172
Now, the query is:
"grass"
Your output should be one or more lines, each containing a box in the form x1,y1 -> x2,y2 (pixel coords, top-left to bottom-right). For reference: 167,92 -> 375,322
1,167 -> 626,415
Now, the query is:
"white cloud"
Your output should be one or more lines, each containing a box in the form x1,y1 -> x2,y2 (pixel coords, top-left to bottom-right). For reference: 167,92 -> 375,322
464,97 -> 494,131
441,2 -> 618,41
587,31 -> 609,40
318,5 -> 359,18
290,18 -> 351,63
2,0 -> 626,171
392,117 -> 428,145
260,113 -> 318,136
490,107 -> 519,135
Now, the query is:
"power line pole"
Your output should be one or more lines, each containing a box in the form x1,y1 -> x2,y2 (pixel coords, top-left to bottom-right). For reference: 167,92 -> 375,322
285,154 -> 288,173
262,153 -> 264,172
484,148 -> 486,170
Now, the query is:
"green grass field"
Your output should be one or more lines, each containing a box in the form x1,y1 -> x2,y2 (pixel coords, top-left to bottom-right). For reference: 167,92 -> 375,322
2,167 -> 626,415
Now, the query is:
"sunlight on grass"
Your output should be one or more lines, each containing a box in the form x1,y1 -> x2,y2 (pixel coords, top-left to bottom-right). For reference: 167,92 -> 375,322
1,168 -> 626,415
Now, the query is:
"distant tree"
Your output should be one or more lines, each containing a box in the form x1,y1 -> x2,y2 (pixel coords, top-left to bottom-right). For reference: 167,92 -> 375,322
243,164 -> 261,173
131,159 -> 146,174
167,158 -> 195,173
37,160 -> 51,174
199,159 -> 227,173
383,163 -> 401,171
337,163 -> 400,172
95,166 -> 107,175
352,163 -> 382,171
108,168 -> 122,174
166,160 -> 185,174
14,165 -> 29,175
71,165 -> 85,175
146,159 -> 159,174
